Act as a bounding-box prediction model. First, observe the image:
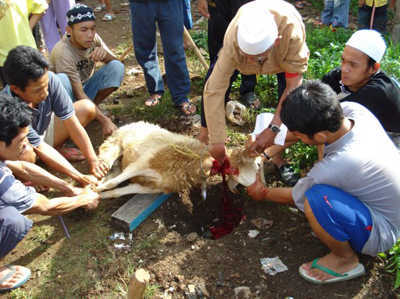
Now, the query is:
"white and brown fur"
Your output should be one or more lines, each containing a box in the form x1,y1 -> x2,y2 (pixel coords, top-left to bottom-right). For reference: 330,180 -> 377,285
96,121 -> 262,199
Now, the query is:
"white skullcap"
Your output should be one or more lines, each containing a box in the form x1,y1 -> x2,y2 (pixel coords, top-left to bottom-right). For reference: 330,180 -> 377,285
237,3 -> 278,55
345,29 -> 386,62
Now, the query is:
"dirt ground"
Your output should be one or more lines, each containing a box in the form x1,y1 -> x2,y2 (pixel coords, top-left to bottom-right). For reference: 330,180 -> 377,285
2,0 -> 398,298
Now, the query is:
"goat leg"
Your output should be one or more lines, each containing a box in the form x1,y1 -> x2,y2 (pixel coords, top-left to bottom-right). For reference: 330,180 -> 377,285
99,184 -> 162,199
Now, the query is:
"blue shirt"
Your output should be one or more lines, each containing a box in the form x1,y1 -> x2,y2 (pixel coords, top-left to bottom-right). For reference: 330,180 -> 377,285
1,71 -> 74,146
0,162 -> 38,213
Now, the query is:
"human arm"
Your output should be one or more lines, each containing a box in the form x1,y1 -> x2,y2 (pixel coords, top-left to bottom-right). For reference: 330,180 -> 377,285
247,174 -> 294,205
25,188 -> 99,216
29,13 -> 43,30
248,74 -> 303,153
197,0 -> 210,18
5,160 -> 80,196
90,35 -> 118,63
62,115 -> 109,179
33,142 -> 97,186
203,44 -> 237,162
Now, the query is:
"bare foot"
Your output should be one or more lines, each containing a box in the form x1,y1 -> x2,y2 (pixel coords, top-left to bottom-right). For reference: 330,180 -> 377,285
0,265 -> 30,290
198,126 -> 209,144
300,252 -> 359,281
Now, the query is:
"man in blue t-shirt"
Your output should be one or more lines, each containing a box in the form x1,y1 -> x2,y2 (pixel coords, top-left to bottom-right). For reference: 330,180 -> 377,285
0,93 -> 100,292
2,46 -> 109,186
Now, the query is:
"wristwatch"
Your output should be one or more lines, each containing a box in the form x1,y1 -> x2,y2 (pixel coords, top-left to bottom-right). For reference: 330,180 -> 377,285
268,123 -> 281,133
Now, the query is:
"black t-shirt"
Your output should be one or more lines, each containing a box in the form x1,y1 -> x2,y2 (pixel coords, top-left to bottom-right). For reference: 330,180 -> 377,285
322,68 -> 400,133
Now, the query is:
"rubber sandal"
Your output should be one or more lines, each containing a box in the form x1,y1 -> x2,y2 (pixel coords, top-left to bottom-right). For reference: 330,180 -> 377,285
295,1 -> 305,9
145,95 -> 161,107
94,4 -> 106,12
179,101 -> 196,116
58,147 -> 86,162
240,92 -> 260,109
102,13 -> 115,21
299,258 -> 365,284
0,265 -> 31,292
279,164 -> 300,186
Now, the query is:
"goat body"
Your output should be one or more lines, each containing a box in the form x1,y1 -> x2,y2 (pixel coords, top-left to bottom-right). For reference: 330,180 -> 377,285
96,121 -> 261,199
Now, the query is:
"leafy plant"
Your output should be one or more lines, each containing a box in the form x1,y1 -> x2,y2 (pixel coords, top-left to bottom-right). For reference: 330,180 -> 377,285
379,239 -> 400,290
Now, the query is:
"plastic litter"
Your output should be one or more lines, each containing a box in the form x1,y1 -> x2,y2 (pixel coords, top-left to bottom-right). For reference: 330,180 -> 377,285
248,230 -> 260,238
114,243 -> 130,250
260,257 -> 288,275
109,232 -> 125,241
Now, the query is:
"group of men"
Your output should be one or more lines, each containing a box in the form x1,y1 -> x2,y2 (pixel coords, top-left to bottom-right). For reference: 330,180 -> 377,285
0,0 -> 400,292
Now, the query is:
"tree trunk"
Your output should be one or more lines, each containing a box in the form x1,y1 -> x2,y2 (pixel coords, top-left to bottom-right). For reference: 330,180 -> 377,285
391,0 -> 400,43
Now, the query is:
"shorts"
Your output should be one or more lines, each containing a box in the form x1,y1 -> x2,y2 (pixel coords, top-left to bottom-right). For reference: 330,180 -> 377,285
305,184 -> 372,252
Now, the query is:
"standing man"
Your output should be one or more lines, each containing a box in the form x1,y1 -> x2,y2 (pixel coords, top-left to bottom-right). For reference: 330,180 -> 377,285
197,0 -> 259,109
0,93 -> 100,292
128,0 -> 196,116
50,4 -> 124,137
2,46 -> 108,185
322,29 -> 400,148
0,0 -> 48,84
247,80 -> 400,283
202,0 -> 309,177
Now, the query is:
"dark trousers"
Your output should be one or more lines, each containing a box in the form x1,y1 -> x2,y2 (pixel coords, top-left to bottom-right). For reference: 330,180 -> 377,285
358,5 -> 388,34
0,206 -> 32,259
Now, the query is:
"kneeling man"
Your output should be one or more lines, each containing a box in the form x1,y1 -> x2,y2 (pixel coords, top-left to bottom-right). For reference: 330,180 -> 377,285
0,94 -> 100,292
247,80 -> 400,283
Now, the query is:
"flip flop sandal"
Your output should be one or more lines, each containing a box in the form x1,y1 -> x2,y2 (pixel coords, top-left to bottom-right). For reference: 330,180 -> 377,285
58,147 -> 86,162
0,265 -> 31,292
295,1 -> 305,8
179,101 -> 196,116
145,96 -> 161,107
94,4 -> 106,12
102,13 -> 115,21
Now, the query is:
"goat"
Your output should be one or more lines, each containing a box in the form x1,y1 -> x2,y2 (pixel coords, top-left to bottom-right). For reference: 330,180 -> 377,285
96,121 -> 262,199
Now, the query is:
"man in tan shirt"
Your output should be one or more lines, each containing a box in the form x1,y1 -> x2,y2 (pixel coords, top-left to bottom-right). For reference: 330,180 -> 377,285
202,0 -> 309,183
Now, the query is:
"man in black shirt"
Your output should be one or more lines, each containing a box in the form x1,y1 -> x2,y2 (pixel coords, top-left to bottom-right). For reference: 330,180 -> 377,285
322,29 -> 400,147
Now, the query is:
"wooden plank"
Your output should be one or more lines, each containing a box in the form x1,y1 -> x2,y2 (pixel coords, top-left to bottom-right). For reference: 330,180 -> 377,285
111,193 -> 171,232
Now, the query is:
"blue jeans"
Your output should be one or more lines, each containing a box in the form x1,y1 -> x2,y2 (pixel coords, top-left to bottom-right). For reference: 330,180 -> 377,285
57,60 -> 125,102
358,5 -> 388,34
129,0 -> 191,106
0,207 -> 32,258
321,0 -> 350,27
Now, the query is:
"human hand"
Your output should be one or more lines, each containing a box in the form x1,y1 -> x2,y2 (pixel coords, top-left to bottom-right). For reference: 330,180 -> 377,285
248,129 -> 276,154
82,188 -> 100,210
64,185 -> 85,197
197,0 -> 210,18
209,143 -> 226,164
89,158 -> 109,179
247,174 -> 268,201
89,47 -> 107,62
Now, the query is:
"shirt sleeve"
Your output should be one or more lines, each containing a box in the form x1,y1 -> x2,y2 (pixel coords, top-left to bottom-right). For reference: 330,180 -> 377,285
321,68 -> 342,94
48,72 -> 75,120
28,0 -> 48,14
203,43 -> 237,144
0,166 -> 38,213
27,125 -> 42,147
277,24 -> 309,74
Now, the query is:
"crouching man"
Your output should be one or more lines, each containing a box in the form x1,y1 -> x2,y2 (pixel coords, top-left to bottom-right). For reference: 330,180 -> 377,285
247,80 -> 400,283
0,94 -> 100,292
50,4 -> 124,137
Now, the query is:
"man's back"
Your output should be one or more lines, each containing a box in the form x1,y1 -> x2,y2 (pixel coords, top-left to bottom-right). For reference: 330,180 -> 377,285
293,102 -> 400,255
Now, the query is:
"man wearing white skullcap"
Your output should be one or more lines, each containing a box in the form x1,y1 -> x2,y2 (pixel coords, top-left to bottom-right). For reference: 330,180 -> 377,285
201,0 -> 309,176
323,29 -> 400,148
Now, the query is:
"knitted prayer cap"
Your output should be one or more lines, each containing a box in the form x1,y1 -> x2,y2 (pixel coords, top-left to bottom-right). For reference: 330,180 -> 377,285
346,30 -> 386,62
67,4 -> 96,26
237,1 -> 278,55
